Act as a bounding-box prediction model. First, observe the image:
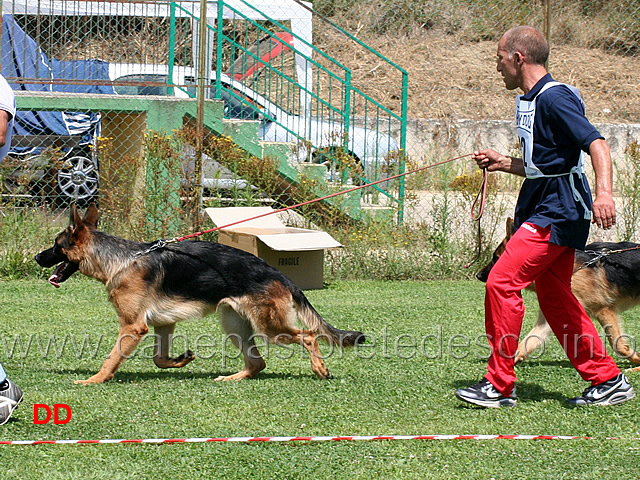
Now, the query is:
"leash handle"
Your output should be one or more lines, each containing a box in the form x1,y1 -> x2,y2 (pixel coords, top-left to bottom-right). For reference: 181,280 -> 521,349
470,168 -> 488,221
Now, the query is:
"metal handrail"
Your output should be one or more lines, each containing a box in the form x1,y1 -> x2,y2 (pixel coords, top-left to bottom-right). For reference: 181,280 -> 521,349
170,0 -> 408,218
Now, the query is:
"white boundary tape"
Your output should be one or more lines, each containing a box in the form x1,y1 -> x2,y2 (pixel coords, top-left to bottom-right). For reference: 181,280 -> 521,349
0,434 -> 634,445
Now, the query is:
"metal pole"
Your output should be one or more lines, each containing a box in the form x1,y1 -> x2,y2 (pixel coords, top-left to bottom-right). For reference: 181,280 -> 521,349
544,0 -> 550,70
194,0 -> 209,222
168,2 -> 177,97
397,70 -> 408,224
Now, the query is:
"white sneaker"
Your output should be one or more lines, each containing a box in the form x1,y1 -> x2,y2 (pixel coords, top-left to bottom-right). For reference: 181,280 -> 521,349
455,377 -> 517,408
568,374 -> 635,407
0,379 -> 23,425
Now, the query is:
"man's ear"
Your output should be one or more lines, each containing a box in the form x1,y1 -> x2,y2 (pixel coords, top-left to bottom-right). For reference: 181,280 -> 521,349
513,51 -> 524,66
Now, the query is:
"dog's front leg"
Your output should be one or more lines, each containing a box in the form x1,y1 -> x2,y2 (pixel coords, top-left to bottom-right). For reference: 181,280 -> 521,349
75,321 -> 148,385
153,324 -> 195,369
515,311 -> 552,364
594,307 -> 640,365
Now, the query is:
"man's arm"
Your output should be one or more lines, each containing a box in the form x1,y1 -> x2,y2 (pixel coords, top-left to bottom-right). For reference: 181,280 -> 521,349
588,138 -> 616,230
0,110 -> 9,148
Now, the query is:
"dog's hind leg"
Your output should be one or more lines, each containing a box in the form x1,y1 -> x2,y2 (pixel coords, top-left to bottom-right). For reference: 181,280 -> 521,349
593,307 -> 640,365
75,319 -> 149,385
273,329 -> 330,379
215,304 -> 266,381
153,324 -> 196,369
515,311 -> 553,364
245,287 -> 331,379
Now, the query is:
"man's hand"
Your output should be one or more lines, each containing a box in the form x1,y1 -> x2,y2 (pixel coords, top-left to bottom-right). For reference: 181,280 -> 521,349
592,192 -> 616,230
472,150 -> 525,176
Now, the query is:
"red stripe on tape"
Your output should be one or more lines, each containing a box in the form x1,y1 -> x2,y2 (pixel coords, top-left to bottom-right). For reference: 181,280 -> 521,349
0,434 -> 630,445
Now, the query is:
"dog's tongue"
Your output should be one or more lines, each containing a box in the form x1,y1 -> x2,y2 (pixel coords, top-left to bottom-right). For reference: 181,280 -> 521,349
48,264 -> 65,288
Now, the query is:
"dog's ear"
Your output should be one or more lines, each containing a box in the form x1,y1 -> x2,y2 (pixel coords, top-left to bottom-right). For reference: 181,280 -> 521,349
70,203 -> 98,231
82,203 -> 99,229
506,217 -> 514,236
70,204 -> 82,228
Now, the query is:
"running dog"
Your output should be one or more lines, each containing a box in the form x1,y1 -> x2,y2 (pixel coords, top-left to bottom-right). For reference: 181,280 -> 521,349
35,204 -> 364,385
477,218 -> 640,369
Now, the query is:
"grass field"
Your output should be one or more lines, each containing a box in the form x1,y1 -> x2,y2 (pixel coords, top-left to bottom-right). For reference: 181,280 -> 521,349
0,278 -> 638,479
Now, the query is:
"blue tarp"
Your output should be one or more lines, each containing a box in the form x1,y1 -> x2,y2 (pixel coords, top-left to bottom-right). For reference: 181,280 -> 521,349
1,14 -> 114,150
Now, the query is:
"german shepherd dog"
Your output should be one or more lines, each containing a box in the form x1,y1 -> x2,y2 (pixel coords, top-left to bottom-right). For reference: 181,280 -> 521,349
477,218 -> 640,370
35,204 -> 364,385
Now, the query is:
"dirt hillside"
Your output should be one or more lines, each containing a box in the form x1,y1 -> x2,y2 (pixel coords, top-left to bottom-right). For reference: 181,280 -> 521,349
316,28 -> 640,124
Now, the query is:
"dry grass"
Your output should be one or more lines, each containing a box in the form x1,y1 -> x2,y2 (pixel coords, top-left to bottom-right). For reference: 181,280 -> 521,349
23,4 -> 640,124
313,19 -> 640,123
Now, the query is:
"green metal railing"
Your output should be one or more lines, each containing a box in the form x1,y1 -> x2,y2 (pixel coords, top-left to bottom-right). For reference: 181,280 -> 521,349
169,0 -> 408,220
0,0 -> 408,220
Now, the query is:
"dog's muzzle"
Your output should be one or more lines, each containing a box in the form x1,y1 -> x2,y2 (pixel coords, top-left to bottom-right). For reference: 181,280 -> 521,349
35,250 -> 79,288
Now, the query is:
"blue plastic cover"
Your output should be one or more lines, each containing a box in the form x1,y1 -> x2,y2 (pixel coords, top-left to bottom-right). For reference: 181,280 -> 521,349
1,14 -> 114,152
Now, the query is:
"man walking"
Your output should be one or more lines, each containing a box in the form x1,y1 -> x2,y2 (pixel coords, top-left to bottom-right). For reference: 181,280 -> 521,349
456,26 -> 634,408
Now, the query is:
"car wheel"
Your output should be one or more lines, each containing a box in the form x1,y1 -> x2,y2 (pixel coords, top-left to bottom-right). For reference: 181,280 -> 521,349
57,152 -> 99,204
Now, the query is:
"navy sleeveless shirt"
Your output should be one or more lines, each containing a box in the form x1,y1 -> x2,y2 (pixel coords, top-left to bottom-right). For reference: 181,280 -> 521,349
514,74 -> 603,249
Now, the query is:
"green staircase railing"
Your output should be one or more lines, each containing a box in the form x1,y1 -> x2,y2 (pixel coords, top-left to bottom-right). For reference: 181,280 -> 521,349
168,0 -> 408,221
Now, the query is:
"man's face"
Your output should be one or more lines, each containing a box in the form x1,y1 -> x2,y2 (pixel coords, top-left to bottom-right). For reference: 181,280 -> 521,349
496,37 -> 520,91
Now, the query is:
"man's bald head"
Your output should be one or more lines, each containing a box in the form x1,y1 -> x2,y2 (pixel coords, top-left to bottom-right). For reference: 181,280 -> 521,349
501,26 -> 549,65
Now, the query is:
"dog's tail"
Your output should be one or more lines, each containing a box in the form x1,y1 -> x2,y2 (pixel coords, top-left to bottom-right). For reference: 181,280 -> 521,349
292,289 -> 365,347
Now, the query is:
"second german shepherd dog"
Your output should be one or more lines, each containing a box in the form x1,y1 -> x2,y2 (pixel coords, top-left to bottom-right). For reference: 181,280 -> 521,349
35,204 -> 364,385
477,218 -> 640,370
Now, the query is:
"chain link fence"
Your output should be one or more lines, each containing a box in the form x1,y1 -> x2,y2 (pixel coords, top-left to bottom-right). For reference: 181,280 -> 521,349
313,0 -> 640,244
2,0 -> 640,279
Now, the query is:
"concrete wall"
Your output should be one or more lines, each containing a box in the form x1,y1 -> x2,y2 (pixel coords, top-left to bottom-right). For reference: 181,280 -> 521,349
406,118 -> 640,171
360,115 -> 640,174
355,116 -> 640,241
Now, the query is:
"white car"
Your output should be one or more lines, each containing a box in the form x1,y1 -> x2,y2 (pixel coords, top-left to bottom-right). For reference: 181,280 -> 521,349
108,63 -> 400,183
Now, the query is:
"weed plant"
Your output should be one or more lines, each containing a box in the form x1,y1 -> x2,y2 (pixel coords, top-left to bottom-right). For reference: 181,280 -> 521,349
326,163 -> 507,282
95,130 -> 201,241
5,127 -> 634,284
0,206 -> 65,278
616,141 -> 640,241
0,147 -> 65,202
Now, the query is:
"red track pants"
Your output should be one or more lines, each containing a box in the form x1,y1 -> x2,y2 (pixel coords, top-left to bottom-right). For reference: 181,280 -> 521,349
484,222 -> 620,397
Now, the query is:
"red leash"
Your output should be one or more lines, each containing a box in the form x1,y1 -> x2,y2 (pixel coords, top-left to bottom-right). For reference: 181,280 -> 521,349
138,153 -> 478,255
464,168 -> 488,269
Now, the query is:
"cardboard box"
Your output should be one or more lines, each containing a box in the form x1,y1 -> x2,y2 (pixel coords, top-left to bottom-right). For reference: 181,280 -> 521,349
205,207 -> 341,290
